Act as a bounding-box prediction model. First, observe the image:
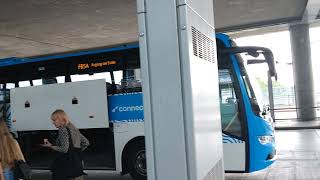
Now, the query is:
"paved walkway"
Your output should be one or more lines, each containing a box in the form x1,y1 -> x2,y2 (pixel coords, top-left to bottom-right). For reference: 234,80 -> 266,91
275,119 -> 320,129
32,170 -> 131,180
32,129 -> 320,180
226,129 -> 320,180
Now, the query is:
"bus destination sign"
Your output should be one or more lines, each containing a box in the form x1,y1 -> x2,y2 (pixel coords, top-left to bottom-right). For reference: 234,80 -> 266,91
77,60 -> 117,70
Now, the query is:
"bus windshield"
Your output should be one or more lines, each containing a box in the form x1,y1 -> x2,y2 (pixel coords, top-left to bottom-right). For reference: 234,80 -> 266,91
221,41 -> 277,116
236,54 -> 264,115
245,63 -> 267,110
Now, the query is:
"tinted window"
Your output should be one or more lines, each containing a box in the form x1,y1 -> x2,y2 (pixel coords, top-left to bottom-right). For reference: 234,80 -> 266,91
219,69 -> 243,138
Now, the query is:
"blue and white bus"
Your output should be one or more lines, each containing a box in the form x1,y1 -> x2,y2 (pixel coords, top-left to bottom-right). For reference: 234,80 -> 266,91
0,34 -> 276,180
216,33 -> 276,172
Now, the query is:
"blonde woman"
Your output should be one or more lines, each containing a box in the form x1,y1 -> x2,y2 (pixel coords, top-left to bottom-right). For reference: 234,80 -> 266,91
0,120 -> 25,180
42,109 -> 89,180
0,161 -> 4,180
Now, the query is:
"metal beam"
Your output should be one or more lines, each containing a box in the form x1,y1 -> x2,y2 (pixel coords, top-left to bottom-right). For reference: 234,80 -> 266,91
227,19 -> 320,39
302,0 -> 320,22
216,16 -> 301,33
227,24 -> 289,38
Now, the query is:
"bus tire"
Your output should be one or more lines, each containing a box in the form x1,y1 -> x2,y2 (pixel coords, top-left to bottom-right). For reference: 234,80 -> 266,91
128,143 -> 147,180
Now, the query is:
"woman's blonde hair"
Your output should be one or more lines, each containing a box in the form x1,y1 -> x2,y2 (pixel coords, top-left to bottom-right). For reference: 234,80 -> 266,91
0,120 -> 21,168
51,109 -> 70,124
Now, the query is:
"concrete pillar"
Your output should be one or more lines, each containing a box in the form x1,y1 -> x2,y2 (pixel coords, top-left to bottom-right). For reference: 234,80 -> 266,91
289,23 -> 316,121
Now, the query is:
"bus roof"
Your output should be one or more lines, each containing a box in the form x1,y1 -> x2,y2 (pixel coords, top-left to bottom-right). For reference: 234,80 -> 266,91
0,43 -> 140,84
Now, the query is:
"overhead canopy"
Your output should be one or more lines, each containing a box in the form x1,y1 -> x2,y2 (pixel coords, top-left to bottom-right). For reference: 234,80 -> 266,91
0,0 -> 319,58
0,0 -> 138,59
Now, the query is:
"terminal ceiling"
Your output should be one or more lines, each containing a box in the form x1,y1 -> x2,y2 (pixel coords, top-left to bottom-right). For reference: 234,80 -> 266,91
0,0 -> 319,58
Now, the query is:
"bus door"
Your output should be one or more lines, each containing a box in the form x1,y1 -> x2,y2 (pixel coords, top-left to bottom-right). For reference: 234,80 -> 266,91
219,68 -> 248,172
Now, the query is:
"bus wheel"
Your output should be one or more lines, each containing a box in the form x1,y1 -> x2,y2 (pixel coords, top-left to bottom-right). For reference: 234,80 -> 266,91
129,144 -> 147,180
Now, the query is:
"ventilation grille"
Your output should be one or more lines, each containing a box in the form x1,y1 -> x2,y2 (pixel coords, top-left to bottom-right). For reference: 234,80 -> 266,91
191,26 -> 215,63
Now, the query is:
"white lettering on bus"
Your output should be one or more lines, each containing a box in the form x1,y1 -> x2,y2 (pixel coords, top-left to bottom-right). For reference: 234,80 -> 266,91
112,106 -> 144,113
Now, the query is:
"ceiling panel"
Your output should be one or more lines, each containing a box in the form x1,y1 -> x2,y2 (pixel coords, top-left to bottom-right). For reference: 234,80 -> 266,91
0,0 -> 318,58
214,0 -> 308,31
0,0 -> 138,58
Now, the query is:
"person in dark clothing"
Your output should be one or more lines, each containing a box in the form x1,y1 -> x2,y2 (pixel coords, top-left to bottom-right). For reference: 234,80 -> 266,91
42,109 -> 89,180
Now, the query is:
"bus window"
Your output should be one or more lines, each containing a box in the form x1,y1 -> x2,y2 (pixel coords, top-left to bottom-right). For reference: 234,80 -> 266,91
219,69 -> 242,138
56,76 -> 65,83
18,81 -> 31,87
236,54 -> 264,115
71,71 -> 122,83
42,77 -> 57,85
5,83 -> 15,89
120,69 -> 142,93
71,74 -> 92,82
32,79 -> 42,86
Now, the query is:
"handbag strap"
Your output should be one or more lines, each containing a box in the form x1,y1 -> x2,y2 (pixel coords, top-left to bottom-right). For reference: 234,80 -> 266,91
66,127 -> 75,151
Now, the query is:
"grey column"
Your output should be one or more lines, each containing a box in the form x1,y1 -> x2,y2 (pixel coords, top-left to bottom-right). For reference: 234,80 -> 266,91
137,0 -> 224,179
289,23 -> 316,121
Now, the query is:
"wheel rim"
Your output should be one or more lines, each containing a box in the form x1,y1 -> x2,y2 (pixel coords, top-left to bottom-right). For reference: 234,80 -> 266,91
134,149 -> 147,176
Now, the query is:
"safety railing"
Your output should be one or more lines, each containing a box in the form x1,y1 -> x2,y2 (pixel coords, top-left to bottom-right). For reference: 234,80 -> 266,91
271,106 -> 320,121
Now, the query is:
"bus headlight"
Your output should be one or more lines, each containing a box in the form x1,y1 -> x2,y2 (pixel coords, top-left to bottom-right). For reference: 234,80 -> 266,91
258,135 -> 274,145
